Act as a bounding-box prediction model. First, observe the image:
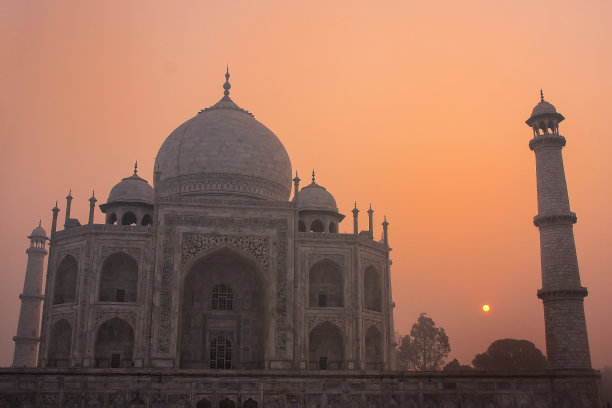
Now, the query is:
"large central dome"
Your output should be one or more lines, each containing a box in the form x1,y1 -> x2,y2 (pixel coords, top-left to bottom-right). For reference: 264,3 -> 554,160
155,70 -> 292,201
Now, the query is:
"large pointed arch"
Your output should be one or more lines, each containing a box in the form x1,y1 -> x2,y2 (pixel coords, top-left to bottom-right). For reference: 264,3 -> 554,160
99,251 -> 138,302
53,255 -> 78,304
365,325 -> 383,370
47,319 -> 72,367
94,317 -> 134,368
309,259 -> 343,307
364,265 -> 382,312
180,246 -> 267,369
309,321 -> 344,370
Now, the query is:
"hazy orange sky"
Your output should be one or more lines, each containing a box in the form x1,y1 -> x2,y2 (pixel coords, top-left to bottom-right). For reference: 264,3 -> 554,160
1,1 -> 611,369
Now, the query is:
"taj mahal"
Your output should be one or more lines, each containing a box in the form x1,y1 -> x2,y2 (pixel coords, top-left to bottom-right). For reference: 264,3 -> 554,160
1,72 -> 604,407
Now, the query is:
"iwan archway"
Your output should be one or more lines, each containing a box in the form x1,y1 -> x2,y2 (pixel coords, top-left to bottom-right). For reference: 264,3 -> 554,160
179,247 -> 267,369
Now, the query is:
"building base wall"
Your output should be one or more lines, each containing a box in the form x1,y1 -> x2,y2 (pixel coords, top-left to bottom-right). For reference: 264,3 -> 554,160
0,368 -> 604,407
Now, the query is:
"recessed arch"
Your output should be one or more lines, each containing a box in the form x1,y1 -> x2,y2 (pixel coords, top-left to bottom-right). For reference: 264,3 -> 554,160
364,265 -> 382,312
310,219 -> 324,233
328,222 -> 337,233
141,213 -> 153,226
365,325 -> 383,370
99,252 -> 138,302
121,211 -> 137,226
47,319 -> 72,367
309,321 -> 344,370
309,259 -> 343,307
180,247 -> 266,369
53,255 -> 78,305
243,398 -> 258,408
219,398 -> 236,408
196,398 -> 212,408
106,213 -> 117,225
94,317 -> 134,368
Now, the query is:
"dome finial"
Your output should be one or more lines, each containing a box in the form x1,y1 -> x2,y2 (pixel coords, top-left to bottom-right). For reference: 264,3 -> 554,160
540,89 -> 544,102
134,160 -> 138,175
312,169 -> 316,183
223,65 -> 231,97
38,219 -> 41,227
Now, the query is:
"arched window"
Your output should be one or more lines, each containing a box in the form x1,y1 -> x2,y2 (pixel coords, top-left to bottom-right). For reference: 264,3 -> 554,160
298,220 -> 306,232
47,319 -> 72,367
94,318 -> 134,368
121,212 -> 137,226
309,322 -> 344,370
365,325 -> 383,370
310,219 -> 324,233
329,222 -> 337,233
141,213 -> 153,226
219,399 -> 236,408
243,398 -> 258,408
209,336 -> 232,369
196,398 -> 212,408
212,284 -> 233,310
364,266 -> 382,312
53,255 -> 78,305
106,213 -> 117,225
309,259 -> 343,307
99,252 -> 138,302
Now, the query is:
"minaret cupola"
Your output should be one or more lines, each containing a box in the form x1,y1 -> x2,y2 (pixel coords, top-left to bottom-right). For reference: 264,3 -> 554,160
296,170 -> 344,233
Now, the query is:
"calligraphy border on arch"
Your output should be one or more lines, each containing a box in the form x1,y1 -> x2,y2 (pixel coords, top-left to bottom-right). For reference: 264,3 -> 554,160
157,215 -> 288,355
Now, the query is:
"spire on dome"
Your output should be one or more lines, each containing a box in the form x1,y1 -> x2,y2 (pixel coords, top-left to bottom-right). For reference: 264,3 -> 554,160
134,161 -> 138,175
312,169 -> 316,183
540,89 -> 544,102
38,220 -> 41,227
223,65 -> 231,97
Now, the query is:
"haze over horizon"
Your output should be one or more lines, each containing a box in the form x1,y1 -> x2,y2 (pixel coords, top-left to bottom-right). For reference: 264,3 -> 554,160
1,1 -> 611,369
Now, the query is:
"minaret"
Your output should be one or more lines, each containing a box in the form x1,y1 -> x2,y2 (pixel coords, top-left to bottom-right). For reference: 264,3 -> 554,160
526,91 -> 591,369
64,190 -> 72,228
12,223 -> 48,367
293,172 -> 300,202
352,202 -> 359,235
367,204 -> 374,238
88,191 -> 97,224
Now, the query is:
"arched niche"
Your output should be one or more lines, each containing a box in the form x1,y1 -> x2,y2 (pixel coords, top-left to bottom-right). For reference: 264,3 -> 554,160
53,255 -> 78,305
243,398 -> 258,408
219,398 -> 236,408
94,318 -> 134,368
310,219 -> 324,233
180,247 -> 266,369
309,321 -> 344,370
47,319 -> 72,367
364,266 -> 382,312
106,213 -> 118,225
329,222 -> 337,233
365,325 -> 383,370
141,213 -> 153,226
309,259 -> 343,307
196,398 -> 212,408
99,252 -> 138,302
121,211 -> 137,226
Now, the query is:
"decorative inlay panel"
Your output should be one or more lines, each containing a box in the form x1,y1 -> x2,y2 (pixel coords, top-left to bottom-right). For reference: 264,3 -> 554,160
56,247 -> 81,265
157,215 -> 288,355
364,318 -> 382,333
100,246 -> 141,260
182,233 -> 269,270
308,253 -> 345,268
95,311 -> 137,328
50,312 -> 74,326
306,315 -> 346,330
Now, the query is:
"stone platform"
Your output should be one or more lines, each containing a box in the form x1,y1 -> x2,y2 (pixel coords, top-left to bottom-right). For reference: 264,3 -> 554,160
0,368 -> 604,407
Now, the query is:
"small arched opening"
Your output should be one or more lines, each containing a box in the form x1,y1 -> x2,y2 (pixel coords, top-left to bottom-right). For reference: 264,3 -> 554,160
309,321 -> 344,370
364,266 -> 382,312
106,213 -> 118,225
310,219 -> 324,233
365,325 -> 383,370
196,399 -> 212,408
309,259 -> 343,307
47,319 -> 72,367
328,222 -> 337,233
94,317 -> 134,368
121,212 -> 137,226
53,255 -> 78,305
298,220 -> 306,232
99,252 -> 138,302
219,398 -> 236,408
243,398 -> 258,408
141,213 -> 153,226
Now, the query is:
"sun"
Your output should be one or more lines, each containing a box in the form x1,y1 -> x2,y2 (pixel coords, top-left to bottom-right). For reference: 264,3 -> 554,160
482,304 -> 491,312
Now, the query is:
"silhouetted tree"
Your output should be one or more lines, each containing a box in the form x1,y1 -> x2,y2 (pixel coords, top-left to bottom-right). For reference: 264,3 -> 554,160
472,339 -> 546,371
443,358 -> 473,371
396,313 -> 450,371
